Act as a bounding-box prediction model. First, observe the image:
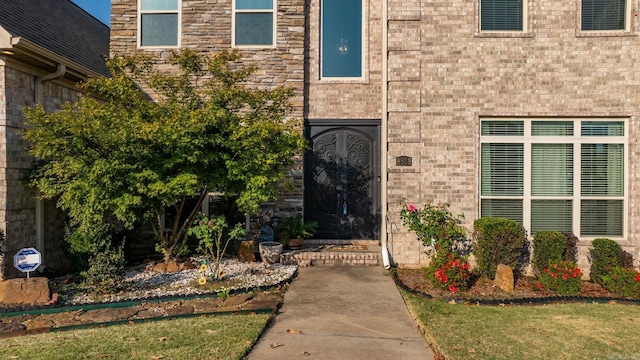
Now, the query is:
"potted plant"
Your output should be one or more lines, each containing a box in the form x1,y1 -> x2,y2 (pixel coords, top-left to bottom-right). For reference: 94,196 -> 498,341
276,214 -> 318,250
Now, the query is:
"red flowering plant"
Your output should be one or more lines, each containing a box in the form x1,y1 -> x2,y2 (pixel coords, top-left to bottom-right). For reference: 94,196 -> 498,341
601,267 -> 640,299
398,199 -> 467,253
539,260 -> 582,296
399,199 -> 471,293
424,249 -> 472,293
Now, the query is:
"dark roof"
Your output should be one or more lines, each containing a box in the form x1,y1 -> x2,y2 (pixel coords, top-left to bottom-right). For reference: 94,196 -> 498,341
0,0 -> 109,77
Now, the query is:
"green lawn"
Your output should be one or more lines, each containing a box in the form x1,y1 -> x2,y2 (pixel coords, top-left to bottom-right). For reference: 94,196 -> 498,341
0,313 -> 270,360
406,294 -> 640,360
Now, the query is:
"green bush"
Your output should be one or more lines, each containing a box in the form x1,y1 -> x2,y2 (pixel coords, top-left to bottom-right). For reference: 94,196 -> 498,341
602,267 -> 640,298
532,231 -> 566,277
82,236 -> 126,294
589,238 -> 622,285
539,260 -> 582,296
473,217 -> 527,279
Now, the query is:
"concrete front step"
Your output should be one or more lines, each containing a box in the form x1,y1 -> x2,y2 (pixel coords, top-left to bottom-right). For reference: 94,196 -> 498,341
281,243 -> 382,267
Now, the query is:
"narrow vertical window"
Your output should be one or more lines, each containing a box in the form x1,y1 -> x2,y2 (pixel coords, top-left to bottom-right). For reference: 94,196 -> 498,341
321,0 -> 362,78
233,0 -> 276,47
480,0 -> 524,31
582,0 -> 627,31
139,0 -> 180,47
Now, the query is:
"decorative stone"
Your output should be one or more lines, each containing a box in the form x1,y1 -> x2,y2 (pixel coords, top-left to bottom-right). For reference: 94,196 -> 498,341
166,261 -> 180,273
238,240 -> 256,262
0,278 -> 51,305
179,261 -> 198,271
493,264 -> 514,293
153,262 -> 167,273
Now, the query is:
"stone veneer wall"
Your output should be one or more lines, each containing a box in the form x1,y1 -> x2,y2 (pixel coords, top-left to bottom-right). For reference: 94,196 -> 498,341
110,0 -> 306,219
0,59 -> 79,279
386,0 -> 640,270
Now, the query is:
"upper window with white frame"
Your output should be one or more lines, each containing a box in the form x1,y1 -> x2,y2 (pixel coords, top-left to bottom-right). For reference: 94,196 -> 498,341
581,0 -> 629,31
233,0 -> 276,47
321,0 -> 363,79
480,118 -> 627,239
479,0 -> 525,32
138,0 -> 181,48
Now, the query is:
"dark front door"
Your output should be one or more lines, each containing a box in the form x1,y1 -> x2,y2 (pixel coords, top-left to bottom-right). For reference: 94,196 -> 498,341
305,122 -> 380,239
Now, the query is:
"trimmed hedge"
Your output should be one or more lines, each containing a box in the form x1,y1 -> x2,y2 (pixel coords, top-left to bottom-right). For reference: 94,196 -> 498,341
473,218 -> 527,279
532,231 -> 566,277
589,238 -> 623,285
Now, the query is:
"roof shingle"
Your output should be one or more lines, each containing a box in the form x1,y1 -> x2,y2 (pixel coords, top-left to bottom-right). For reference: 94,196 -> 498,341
0,0 -> 110,77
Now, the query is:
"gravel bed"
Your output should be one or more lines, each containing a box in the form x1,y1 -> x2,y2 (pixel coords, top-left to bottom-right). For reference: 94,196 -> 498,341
52,258 -> 297,306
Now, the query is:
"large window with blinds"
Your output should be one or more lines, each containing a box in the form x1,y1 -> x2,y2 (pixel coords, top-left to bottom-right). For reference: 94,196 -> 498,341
138,0 -> 181,48
233,0 -> 276,47
480,0 -> 525,31
581,0 -> 628,31
480,119 -> 626,238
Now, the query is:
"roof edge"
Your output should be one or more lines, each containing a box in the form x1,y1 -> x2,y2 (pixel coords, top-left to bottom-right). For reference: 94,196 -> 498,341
10,36 -> 106,79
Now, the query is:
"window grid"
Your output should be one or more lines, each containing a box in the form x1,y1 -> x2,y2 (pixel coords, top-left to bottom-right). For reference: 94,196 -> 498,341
232,0 -> 277,48
138,0 -> 181,48
480,119 -> 626,239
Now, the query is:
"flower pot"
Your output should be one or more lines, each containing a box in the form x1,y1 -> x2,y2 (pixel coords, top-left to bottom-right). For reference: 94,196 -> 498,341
286,238 -> 304,250
259,242 -> 283,264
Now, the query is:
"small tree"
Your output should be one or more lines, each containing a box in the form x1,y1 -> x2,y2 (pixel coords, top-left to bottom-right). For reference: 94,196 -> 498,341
23,49 -> 307,264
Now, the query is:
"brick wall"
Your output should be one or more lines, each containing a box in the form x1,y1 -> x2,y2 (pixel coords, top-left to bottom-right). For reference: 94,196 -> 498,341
0,63 -> 80,279
306,0 -> 382,120
386,1 -> 640,269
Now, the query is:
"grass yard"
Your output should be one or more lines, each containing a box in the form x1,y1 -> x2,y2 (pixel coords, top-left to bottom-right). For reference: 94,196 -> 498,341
0,313 -> 270,360
406,294 -> 640,360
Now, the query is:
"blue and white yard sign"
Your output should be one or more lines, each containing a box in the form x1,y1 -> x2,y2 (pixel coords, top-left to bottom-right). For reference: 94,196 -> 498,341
13,247 -> 41,277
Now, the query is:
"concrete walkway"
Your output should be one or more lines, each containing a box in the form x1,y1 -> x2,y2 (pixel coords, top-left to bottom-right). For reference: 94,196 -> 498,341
246,266 -> 435,360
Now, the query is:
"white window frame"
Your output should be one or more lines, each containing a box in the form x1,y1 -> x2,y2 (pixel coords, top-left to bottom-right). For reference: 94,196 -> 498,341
479,118 -> 628,240
232,0 -> 277,48
478,0 -> 528,33
320,0 -> 365,81
579,0 -> 632,33
137,0 -> 182,49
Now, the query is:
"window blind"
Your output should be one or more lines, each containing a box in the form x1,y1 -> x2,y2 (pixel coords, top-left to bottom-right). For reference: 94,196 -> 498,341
481,143 -> 524,196
581,144 -> 623,197
531,200 -> 573,234
531,143 -> 573,196
480,0 -> 523,31
582,0 -> 626,31
581,200 -> 623,236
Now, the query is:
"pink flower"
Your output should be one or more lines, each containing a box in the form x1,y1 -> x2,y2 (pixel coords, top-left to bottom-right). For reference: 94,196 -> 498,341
406,204 -> 417,212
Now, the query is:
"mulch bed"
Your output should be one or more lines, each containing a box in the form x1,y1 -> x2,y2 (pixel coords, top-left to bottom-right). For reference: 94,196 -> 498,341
394,267 -> 638,304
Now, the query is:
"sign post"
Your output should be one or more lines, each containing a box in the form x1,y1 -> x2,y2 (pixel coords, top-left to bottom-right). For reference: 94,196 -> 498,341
13,248 -> 41,278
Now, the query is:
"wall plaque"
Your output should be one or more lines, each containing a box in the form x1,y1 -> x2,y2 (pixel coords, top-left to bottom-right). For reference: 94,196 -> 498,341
396,156 -> 412,166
